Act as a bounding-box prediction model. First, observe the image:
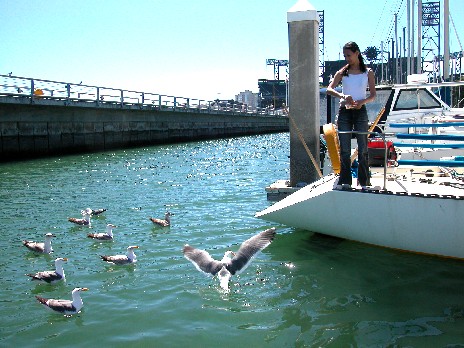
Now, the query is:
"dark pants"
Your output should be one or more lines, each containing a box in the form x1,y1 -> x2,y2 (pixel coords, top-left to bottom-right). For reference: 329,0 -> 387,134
337,105 -> 370,186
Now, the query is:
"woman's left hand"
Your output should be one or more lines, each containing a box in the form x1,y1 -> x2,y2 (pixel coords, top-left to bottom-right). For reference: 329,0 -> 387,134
352,99 -> 367,109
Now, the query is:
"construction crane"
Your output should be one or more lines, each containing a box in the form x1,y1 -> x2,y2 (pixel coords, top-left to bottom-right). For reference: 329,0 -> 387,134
266,59 -> 289,80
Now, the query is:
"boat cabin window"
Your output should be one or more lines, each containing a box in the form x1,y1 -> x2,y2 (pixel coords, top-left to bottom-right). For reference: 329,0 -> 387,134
393,88 -> 442,110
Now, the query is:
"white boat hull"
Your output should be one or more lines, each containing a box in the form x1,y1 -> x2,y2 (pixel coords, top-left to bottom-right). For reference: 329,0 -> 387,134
256,174 -> 464,259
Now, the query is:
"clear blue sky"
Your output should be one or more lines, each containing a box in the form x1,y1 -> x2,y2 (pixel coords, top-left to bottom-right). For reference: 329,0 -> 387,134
1,0 -> 463,101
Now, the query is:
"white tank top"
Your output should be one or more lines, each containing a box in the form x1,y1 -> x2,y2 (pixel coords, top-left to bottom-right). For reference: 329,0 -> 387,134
342,69 -> 369,102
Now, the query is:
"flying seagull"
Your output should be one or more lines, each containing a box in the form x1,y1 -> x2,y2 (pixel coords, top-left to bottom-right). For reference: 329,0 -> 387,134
150,211 -> 173,227
88,224 -> 117,241
101,245 -> 139,265
183,227 -> 276,292
36,287 -> 89,315
26,257 -> 68,283
22,233 -> 56,254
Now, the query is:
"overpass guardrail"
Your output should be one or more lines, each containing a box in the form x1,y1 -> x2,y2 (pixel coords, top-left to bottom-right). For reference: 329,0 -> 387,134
0,74 -> 286,117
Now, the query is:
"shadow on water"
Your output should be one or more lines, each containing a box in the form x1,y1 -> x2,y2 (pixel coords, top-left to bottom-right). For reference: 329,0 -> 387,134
29,279 -> 68,295
263,227 -> 464,346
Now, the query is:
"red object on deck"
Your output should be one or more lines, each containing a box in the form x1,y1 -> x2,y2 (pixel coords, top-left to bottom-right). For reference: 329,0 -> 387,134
368,138 -> 397,166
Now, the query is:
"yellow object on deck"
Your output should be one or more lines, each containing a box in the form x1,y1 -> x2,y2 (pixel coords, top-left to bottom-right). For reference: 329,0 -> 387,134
34,89 -> 44,97
323,123 -> 341,174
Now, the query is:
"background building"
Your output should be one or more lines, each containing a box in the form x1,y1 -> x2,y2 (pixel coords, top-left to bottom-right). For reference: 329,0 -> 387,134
258,79 -> 287,109
235,90 -> 259,109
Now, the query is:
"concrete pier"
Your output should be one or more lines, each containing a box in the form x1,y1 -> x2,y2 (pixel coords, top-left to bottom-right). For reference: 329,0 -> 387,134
263,0 -> 321,200
0,97 -> 288,161
287,0 -> 321,186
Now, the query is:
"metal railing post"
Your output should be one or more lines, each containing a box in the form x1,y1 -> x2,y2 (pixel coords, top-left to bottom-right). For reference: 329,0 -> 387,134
30,79 -> 34,103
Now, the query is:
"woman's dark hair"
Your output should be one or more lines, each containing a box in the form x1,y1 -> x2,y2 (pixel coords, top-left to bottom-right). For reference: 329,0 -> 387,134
342,41 -> 366,76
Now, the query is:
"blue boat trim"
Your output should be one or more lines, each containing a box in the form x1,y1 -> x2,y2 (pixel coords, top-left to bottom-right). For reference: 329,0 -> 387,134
397,159 -> 464,167
396,133 -> 464,141
393,143 -> 464,148
389,122 -> 464,128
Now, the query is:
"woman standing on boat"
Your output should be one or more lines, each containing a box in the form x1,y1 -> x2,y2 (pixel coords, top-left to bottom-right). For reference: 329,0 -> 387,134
327,41 -> 376,189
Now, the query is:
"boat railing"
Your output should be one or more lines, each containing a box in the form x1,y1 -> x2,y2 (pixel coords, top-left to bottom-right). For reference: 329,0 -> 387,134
388,122 -> 464,168
337,126 -> 464,192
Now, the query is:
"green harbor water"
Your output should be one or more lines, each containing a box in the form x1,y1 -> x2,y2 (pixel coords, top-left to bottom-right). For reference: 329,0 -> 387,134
1,133 -> 464,347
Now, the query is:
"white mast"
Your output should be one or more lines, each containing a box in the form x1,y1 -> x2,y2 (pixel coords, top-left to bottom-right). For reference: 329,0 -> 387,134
407,0 -> 411,77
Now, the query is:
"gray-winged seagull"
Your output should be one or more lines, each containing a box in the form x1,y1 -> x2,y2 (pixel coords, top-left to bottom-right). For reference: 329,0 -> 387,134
183,227 -> 276,292
150,211 -> 173,227
22,233 -> 56,254
101,245 -> 139,265
36,287 -> 89,315
87,208 -> 107,216
26,257 -> 68,283
68,208 -> 92,226
88,224 -> 117,240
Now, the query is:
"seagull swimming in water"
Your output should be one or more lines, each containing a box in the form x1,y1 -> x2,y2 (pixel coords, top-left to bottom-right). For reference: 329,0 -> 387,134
101,245 -> 139,265
88,224 -> 117,241
22,233 -> 56,254
83,208 -> 107,216
150,211 -> 173,227
68,208 -> 92,226
26,257 -> 68,283
36,287 -> 89,315
183,227 -> 276,292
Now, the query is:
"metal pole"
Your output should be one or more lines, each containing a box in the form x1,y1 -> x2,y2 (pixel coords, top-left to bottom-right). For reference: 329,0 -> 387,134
399,37 -> 402,83
407,0 -> 411,78
30,79 -> 34,104
395,13 -> 399,83
392,40 -> 395,82
411,0 -> 415,74
417,0 -> 422,74
444,0 -> 450,80
381,41 -> 384,82
387,41 -> 390,82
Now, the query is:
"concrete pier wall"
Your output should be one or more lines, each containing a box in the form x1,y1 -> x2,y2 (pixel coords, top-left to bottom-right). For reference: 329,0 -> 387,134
0,100 -> 288,161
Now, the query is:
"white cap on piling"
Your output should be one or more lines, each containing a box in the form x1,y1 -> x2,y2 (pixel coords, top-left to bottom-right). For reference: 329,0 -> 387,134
287,0 -> 318,23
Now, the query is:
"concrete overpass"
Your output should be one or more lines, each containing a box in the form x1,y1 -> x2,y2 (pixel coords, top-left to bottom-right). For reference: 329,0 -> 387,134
0,75 -> 288,161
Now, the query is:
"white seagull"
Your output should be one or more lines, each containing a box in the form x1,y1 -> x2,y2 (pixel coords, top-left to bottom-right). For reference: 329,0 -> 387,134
149,211 -> 173,227
36,287 -> 89,315
183,227 -> 276,292
26,257 -> 68,283
88,224 -> 117,240
68,208 -> 92,226
22,233 -> 56,254
101,245 -> 139,265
